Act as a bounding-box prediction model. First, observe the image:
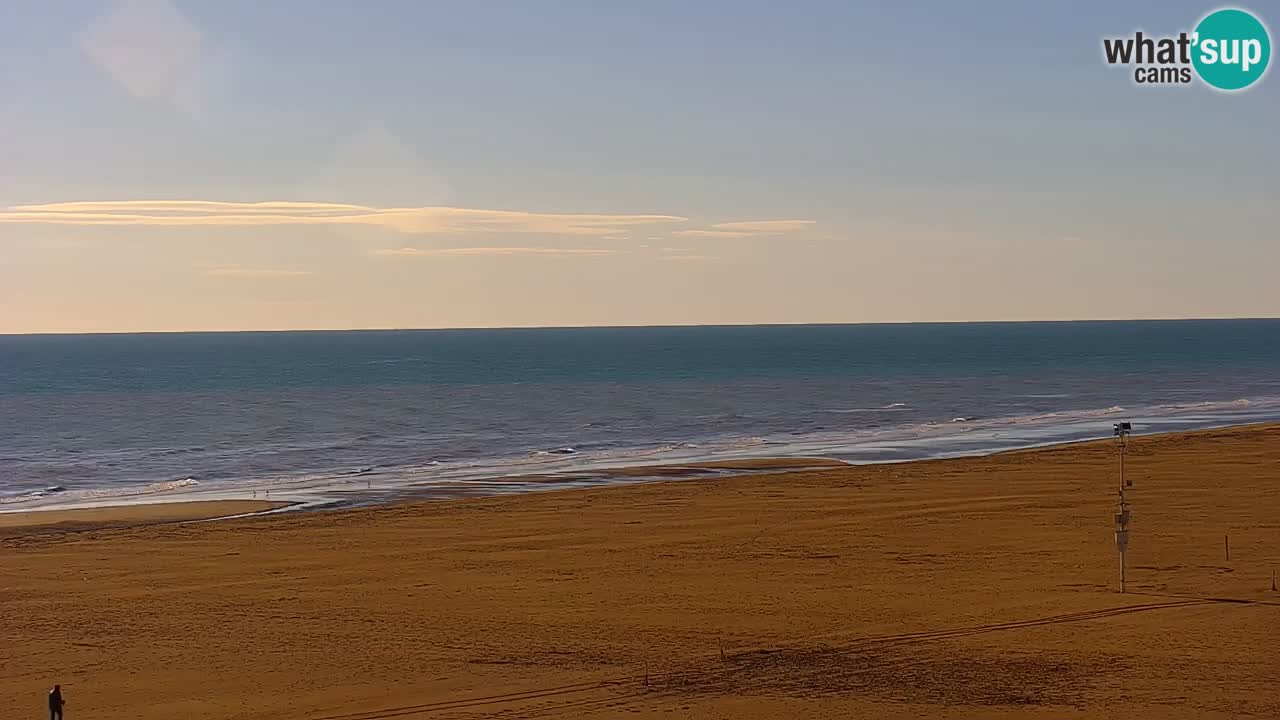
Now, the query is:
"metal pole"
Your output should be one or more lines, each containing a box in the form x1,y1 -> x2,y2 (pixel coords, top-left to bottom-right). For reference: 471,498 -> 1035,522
1119,439 -> 1125,499
1119,436 -> 1126,593
1113,425 -> 1131,594
1119,548 -> 1126,593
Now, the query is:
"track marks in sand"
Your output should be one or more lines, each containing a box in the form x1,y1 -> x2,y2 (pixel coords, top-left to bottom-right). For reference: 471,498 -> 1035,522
301,599 -> 1213,719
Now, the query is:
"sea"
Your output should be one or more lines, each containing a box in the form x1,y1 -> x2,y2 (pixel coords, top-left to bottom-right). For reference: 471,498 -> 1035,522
2,320 -> 1279,513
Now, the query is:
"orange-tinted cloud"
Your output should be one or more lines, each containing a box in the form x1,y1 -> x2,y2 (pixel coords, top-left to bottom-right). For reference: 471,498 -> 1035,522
1,200 -> 686,237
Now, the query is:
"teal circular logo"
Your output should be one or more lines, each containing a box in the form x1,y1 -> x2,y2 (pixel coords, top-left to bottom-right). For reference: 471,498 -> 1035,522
1192,8 -> 1271,91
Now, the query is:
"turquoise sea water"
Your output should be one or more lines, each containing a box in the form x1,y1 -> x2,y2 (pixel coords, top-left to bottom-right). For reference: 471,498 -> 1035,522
2,320 -> 1278,510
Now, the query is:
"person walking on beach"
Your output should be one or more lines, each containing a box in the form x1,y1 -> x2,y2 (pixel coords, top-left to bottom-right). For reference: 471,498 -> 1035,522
48,684 -> 65,720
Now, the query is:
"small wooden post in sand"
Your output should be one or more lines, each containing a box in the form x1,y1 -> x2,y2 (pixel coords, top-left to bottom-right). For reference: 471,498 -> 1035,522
1225,535 -> 1230,562
1271,569 -> 1276,592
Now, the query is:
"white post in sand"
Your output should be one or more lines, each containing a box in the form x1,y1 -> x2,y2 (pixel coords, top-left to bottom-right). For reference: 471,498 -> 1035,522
1113,422 -> 1132,593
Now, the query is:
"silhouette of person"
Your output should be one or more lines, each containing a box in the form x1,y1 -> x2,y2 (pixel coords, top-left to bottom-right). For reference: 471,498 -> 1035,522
48,684 -> 65,720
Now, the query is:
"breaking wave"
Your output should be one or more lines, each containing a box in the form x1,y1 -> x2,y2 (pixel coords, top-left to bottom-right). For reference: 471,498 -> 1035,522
0,478 -> 199,507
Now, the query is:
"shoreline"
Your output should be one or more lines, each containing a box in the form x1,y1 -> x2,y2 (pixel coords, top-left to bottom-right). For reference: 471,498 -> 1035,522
3,423 -> 1278,718
3,400 -> 1276,515
0,458 -> 849,533
0,423 -> 1274,536
0,499 -> 287,537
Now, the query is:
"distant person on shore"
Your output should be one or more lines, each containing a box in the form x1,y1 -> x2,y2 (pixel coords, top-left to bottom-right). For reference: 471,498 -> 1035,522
49,684 -> 65,720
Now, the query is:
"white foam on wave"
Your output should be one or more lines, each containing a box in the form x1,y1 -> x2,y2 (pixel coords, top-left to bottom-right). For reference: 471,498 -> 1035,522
531,447 -> 578,456
995,405 -> 1125,426
74,477 -> 199,499
9,397 -> 1279,514
1158,398 -> 1251,411
0,485 -> 69,505
823,402 -> 909,414
0,477 -> 200,507
360,398 -> 1280,493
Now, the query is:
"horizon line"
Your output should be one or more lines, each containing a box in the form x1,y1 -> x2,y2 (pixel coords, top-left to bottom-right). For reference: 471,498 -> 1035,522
3,315 -> 1279,338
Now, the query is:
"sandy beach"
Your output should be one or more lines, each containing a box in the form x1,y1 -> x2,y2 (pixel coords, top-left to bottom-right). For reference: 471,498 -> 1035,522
2,424 -> 1278,719
0,501 -> 285,537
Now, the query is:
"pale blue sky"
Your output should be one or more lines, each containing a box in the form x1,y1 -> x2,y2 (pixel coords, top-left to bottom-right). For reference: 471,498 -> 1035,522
2,1 -> 1277,332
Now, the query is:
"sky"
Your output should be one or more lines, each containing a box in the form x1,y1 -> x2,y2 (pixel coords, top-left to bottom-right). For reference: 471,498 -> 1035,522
1,0 -> 1277,333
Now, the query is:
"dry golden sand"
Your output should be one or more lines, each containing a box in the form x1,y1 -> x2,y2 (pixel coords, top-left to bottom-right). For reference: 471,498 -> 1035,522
2,425 -> 1279,719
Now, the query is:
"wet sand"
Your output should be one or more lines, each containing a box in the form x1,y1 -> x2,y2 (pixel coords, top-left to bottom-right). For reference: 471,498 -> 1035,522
488,457 -> 848,483
0,500 -> 285,538
2,425 -> 1278,719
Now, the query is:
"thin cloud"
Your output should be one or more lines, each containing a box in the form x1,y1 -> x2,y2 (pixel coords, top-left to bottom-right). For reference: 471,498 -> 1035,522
670,220 -> 817,239
712,220 -> 816,233
26,200 -> 368,213
671,229 -> 759,239
373,247 -> 625,257
0,200 -> 687,237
